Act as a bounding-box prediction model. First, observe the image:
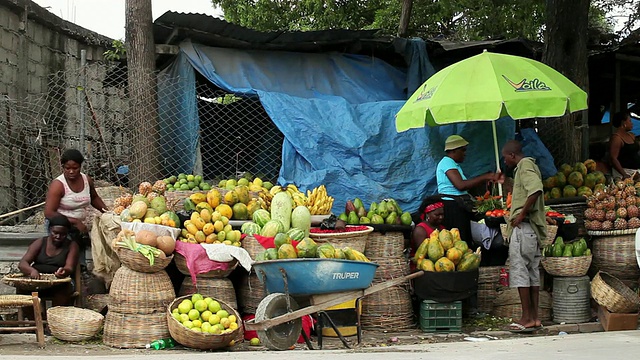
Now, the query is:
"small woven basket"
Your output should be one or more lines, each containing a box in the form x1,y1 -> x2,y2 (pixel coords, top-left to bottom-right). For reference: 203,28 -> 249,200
241,235 -> 266,259
103,310 -> 170,348
115,247 -> 173,273
590,232 -> 640,285
178,277 -> 238,310
174,253 -> 238,278
361,283 -> 414,330
309,226 -> 373,253
541,255 -> 592,277
1,273 -> 71,291
365,232 -> 405,258
590,271 -> 640,314
167,294 -> 242,350
47,306 -> 104,342
500,224 -> 557,246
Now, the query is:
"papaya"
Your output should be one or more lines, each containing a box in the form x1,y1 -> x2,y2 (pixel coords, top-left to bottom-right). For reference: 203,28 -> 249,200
277,243 -> 297,259
420,259 -> 435,271
255,252 -> 266,261
427,238 -> 445,263
265,248 -> 279,260
438,229 -> 455,251
334,248 -> 346,259
274,233 -> 291,249
129,201 -> 148,220
457,253 -> 480,271
446,247 -> 463,265
562,243 -> 573,257
434,257 -> 455,272
296,238 -> 318,258
206,189 -> 222,208
317,244 -> 336,258
413,238 -> 429,263
453,240 -> 469,254
450,228 -> 461,242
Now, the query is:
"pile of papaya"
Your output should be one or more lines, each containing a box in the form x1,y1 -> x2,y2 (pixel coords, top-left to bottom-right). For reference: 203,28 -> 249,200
543,237 -> 591,258
412,228 -> 481,272
255,234 -> 371,262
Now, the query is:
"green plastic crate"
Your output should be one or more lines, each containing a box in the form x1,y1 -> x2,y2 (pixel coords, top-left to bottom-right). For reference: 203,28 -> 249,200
419,300 -> 462,333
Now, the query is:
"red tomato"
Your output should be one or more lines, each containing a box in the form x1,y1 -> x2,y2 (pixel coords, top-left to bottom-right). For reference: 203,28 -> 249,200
486,211 -> 493,217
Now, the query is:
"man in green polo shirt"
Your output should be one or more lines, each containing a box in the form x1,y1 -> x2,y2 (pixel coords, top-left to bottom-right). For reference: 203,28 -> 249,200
502,140 -> 547,333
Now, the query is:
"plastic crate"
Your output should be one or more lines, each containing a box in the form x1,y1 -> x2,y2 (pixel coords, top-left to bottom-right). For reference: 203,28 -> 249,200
419,300 -> 462,333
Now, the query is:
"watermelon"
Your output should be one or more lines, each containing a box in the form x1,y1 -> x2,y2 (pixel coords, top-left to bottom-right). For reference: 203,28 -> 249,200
271,192 -> 293,232
252,209 -> 271,227
260,220 -> 284,237
274,233 -> 291,249
291,205 -> 311,237
286,228 -> 306,241
241,221 -> 261,236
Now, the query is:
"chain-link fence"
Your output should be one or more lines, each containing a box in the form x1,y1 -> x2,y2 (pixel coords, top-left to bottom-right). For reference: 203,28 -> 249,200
0,63 -> 283,223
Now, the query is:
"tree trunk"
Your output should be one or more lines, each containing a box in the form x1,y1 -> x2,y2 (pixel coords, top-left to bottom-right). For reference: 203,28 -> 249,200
125,0 -> 160,188
539,0 -> 590,165
397,0 -> 413,37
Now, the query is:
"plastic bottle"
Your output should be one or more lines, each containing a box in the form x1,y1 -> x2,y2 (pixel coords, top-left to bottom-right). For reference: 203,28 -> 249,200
499,268 -> 509,287
145,338 -> 175,350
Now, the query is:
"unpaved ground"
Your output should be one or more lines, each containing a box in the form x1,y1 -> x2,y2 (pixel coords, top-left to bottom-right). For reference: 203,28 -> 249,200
0,317 -> 535,356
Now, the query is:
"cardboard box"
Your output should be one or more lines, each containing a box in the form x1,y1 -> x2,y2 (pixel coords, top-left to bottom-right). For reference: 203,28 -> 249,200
598,305 -> 639,331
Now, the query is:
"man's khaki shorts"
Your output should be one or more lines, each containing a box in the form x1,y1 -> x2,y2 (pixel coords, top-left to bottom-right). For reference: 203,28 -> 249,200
508,222 -> 541,288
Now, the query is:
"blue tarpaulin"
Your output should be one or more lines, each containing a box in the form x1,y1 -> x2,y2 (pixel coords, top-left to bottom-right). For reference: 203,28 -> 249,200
159,40 -> 519,213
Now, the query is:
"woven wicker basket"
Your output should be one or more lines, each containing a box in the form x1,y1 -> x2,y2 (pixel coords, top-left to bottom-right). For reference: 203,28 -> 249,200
47,306 -> 104,342
237,272 -> 266,314
241,235 -> 265,260
86,294 -> 109,313
361,283 -> 414,330
2,273 -> 71,291
167,294 -> 242,350
499,224 -> 557,246
541,255 -> 592,277
591,272 -> 640,314
369,256 -> 409,282
103,310 -> 170,348
309,226 -> 373,253
116,247 -> 173,273
108,266 -> 175,314
178,277 -> 238,310
365,232 -> 405,258
492,288 -> 552,321
591,233 -> 640,285
477,266 -> 504,313
548,201 -> 587,234
174,253 -> 238,278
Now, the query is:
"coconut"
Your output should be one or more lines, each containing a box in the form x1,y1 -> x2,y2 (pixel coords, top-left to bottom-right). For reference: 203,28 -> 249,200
135,229 -> 158,247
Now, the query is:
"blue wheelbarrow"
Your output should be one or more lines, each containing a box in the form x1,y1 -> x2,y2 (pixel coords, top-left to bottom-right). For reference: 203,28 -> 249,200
244,258 -> 424,350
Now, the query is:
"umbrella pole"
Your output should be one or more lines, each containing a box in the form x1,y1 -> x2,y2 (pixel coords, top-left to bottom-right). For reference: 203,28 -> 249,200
492,121 -> 504,199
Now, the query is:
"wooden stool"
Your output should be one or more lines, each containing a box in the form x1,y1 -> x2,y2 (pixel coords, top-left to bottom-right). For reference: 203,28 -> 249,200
0,292 -> 45,347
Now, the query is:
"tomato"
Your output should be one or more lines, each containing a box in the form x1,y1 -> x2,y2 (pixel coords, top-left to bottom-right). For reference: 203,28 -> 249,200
486,211 -> 493,217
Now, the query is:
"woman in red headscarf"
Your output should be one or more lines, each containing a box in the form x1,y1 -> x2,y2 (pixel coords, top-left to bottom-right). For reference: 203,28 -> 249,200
410,196 -> 446,272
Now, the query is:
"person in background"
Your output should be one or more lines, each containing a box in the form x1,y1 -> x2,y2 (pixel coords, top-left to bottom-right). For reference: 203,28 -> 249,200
502,140 -> 546,333
44,149 -> 108,266
436,135 -> 502,246
410,196 -> 446,271
609,110 -> 640,179
18,214 -> 79,311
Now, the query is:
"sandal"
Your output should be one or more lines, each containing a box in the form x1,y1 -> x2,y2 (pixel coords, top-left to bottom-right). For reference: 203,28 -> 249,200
508,323 -> 537,333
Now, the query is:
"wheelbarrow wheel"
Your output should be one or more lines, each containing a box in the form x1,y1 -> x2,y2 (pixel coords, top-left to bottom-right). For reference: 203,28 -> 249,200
255,293 -> 302,351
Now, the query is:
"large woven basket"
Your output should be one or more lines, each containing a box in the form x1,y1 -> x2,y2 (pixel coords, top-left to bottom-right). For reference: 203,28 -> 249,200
103,310 -> 170,348
47,306 -> 104,342
361,283 -> 414,330
237,272 -> 266,314
499,224 -> 557,246
178,277 -> 238,310
365,232 -> 405,258
309,226 -> 373,253
590,232 -> 640,283
108,266 -> 175,314
116,247 -> 173,273
241,235 -> 265,260
2,273 -> 71,291
174,253 -> 238,278
591,272 -> 640,314
492,287 -> 552,321
547,200 -> 588,235
369,256 -> 409,282
477,266 -> 504,313
541,255 -> 592,277
167,294 -> 242,350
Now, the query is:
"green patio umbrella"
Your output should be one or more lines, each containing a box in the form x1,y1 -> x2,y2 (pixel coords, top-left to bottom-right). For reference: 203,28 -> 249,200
396,50 -> 588,195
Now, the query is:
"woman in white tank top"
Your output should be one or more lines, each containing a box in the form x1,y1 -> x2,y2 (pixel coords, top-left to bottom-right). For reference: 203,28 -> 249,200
44,149 -> 108,235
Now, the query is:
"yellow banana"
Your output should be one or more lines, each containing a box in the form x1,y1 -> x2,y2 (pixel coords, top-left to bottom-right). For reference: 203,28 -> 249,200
352,250 -> 370,262
287,184 -> 299,192
270,186 -> 282,196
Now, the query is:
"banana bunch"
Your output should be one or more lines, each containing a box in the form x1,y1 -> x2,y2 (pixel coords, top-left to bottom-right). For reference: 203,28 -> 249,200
305,185 -> 334,215
343,247 -> 370,262
258,188 -> 273,210
270,184 -> 308,208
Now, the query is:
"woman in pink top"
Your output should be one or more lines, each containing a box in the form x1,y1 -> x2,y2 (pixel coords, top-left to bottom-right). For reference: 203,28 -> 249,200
44,149 -> 108,240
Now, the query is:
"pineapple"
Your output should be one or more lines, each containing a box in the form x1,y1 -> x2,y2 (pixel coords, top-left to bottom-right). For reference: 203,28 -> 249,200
113,205 -> 125,215
625,186 -> 636,197
605,210 -> 617,222
616,199 -> 627,209
616,207 -> 628,219
138,181 -> 153,196
627,205 -> 639,218
626,196 -> 637,206
624,177 -> 635,187
603,197 -> 616,211
114,193 -> 133,208
594,209 -> 606,222
614,218 -> 628,230
152,180 -> 167,195
628,217 -> 640,229
589,220 -> 603,231
616,180 -> 626,190
146,192 -> 159,202
601,220 -> 613,231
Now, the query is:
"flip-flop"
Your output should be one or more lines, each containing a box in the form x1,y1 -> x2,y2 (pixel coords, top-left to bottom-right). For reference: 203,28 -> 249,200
508,323 -> 537,333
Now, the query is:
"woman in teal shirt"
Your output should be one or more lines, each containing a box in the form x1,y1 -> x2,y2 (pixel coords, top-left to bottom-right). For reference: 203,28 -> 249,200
437,135 -> 501,246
